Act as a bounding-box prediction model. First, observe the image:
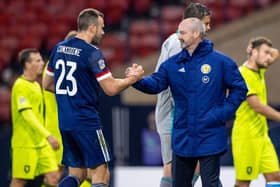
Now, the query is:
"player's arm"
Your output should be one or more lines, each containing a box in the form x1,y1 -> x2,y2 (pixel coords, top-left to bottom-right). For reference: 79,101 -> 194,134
21,109 -> 59,149
98,64 -> 144,96
99,74 -> 142,96
247,94 -> 280,122
268,47 -> 279,65
43,53 -> 56,92
155,40 -> 170,72
43,73 -> 55,92
213,59 -> 248,122
133,63 -> 169,94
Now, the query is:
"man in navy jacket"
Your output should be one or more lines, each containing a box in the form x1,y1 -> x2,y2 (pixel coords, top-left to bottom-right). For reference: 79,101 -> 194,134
128,18 -> 247,187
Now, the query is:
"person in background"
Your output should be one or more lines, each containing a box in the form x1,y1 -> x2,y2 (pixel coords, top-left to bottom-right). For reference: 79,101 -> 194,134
232,36 -> 280,187
42,30 -> 79,187
44,29 -> 92,187
128,18 -> 247,187
141,111 -> 162,166
154,2 -> 211,187
10,48 -> 60,187
43,8 -> 144,187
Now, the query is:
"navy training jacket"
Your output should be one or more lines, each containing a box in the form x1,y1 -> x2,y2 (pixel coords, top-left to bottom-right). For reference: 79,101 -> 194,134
133,39 -> 247,157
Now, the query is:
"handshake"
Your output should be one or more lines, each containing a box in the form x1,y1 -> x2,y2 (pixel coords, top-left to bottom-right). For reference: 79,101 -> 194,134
125,63 -> 144,83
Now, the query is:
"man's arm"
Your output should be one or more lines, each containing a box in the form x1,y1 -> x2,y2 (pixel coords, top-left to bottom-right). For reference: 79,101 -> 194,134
268,47 -> 279,65
43,73 -> 55,92
99,64 -> 144,96
132,64 -> 169,95
99,75 -> 141,96
247,95 -> 280,122
214,59 -> 248,122
21,109 -> 59,150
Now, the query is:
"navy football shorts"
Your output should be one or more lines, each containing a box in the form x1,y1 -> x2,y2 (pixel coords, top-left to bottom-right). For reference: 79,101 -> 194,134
60,128 -> 112,168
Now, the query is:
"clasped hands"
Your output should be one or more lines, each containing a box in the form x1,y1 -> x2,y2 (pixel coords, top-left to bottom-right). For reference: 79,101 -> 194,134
125,63 -> 144,82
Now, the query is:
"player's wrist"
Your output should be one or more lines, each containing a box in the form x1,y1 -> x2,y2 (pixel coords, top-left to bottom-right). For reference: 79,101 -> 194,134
126,75 -> 138,84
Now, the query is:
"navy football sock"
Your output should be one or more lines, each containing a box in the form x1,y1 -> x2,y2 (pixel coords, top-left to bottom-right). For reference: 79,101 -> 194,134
92,183 -> 108,187
58,175 -> 80,187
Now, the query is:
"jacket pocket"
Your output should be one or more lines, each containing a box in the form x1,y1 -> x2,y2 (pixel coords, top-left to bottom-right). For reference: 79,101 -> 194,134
202,106 -> 224,128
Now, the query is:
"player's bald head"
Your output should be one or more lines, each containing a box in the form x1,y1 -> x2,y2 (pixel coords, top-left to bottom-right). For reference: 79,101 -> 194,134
178,17 -> 205,37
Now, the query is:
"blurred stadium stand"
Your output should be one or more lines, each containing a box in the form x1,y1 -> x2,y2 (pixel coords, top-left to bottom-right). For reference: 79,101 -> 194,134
1,0 -> 280,186
0,0 -> 280,73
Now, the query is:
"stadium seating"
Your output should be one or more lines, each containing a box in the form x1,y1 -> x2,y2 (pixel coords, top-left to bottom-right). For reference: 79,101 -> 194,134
132,0 -> 153,15
0,36 -> 19,52
89,0 -> 129,26
88,0 -> 106,12
128,19 -> 160,57
100,33 -> 127,68
18,36 -> 42,51
160,5 -> 184,39
206,1 -> 225,27
0,88 -> 11,123
227,0 -> 256,18
0,0 -> 280,74
0,50 -> 13,72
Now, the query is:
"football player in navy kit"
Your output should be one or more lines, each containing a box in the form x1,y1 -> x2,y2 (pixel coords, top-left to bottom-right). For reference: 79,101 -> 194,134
43,8 -> 144,187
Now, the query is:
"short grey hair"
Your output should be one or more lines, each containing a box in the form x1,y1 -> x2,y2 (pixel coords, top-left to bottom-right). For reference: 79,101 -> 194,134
185,17 -> 206,38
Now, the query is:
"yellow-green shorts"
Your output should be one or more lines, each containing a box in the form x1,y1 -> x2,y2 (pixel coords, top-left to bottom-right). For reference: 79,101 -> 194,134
48,128 -> 63,165
232,136 -> 279,180
12,145 -> 58,179
54,144 -> 63,166
80,179 -> 91,187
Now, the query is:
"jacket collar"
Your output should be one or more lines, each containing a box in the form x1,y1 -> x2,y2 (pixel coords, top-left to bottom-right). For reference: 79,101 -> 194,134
177,39 -> 213,63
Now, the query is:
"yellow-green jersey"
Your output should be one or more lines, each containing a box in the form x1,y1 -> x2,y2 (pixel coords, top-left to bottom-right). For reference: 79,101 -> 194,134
233,65 -> 268,139
43,66 -> 63,164
11,76 -> 49,148
43,89 -> 61,144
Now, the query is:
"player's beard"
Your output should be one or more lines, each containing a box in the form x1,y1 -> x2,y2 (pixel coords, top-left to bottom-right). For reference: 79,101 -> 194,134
256,61 -> 268,69
180,36 -> 195,50
256,55 -> 269,69
180,40 -> 186,48
91,35 -> 102,45
180,40 -> 192,50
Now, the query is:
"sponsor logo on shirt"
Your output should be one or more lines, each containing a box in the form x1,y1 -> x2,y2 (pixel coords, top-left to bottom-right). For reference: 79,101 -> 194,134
19,96 -> 26,104
178,67 -> 185,72
246,166 -> 253,175
202,76 -> 210,84
201,64 -> 211,74
98,59 -> 106,70
24,165 -> 30,173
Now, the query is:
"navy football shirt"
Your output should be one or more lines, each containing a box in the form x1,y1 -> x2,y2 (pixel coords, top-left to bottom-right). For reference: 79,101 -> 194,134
46,37 -> 112,130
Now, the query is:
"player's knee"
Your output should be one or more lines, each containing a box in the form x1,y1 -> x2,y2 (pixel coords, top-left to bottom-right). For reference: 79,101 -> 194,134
90,166 -> 110,184
105,170 -> 110,183
265,172 -> 280,182
97,169 -> 110,183
271,173 -> 280,181
75,172 -> 87,182
10,178 -> 27,187
275,172 -> 280,180
44,171 -> 61,186
102,167 -> 110,183
235,180 -> 250,187
68,168 -> 87,182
